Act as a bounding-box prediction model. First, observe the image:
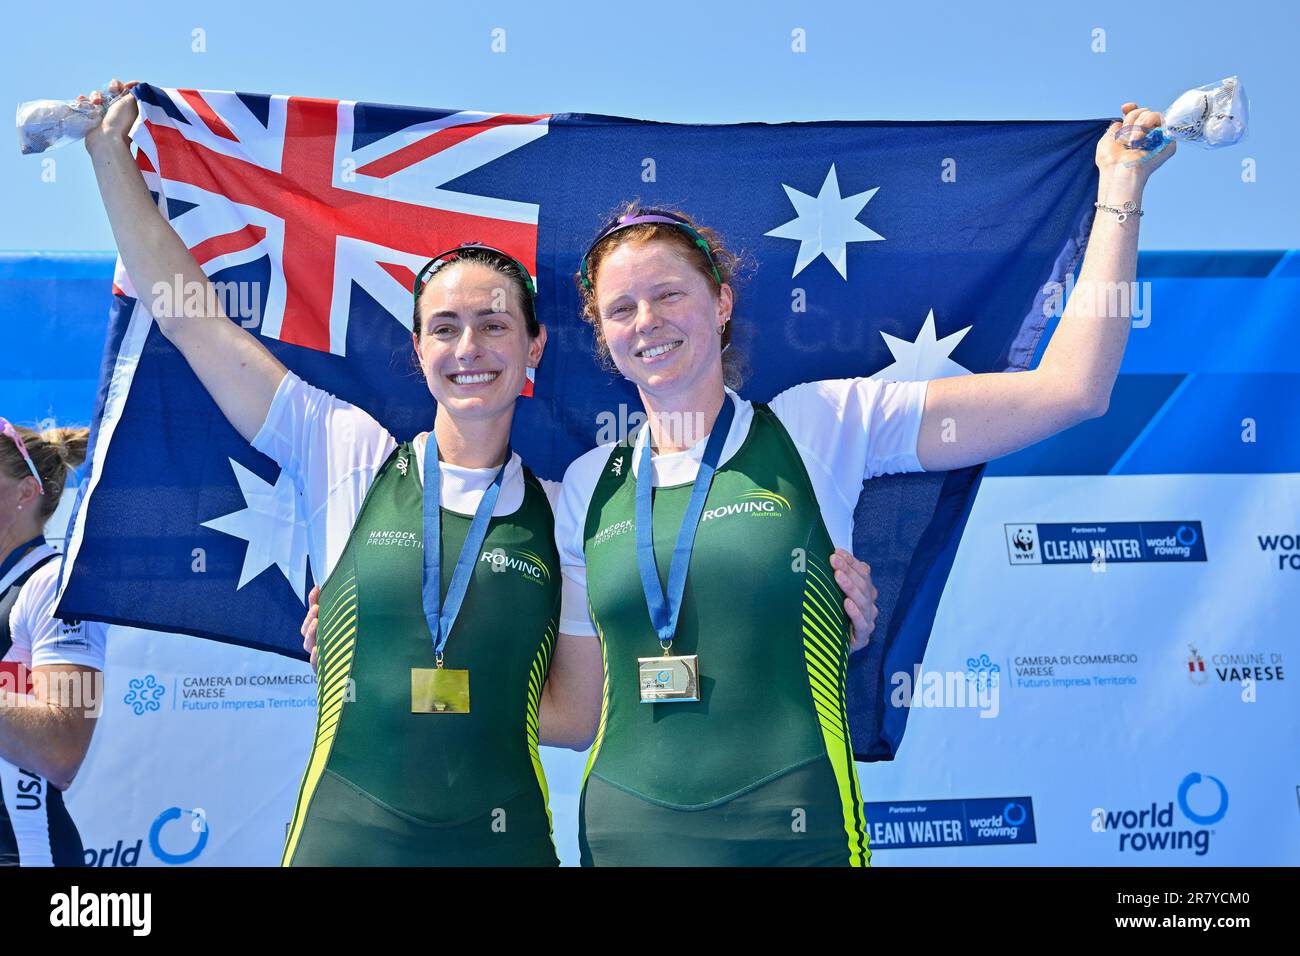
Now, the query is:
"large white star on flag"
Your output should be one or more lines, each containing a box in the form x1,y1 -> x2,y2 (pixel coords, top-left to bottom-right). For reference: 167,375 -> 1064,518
765,164 -> 884,278
201,458 -> 308,601
870,309 -> 975,381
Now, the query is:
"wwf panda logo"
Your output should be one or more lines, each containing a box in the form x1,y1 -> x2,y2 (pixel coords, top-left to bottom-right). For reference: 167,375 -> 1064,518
58,618 -> 86,646
1012,528 -> 1035,552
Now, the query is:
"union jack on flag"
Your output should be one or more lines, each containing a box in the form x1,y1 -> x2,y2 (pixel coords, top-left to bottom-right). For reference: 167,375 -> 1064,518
123,86 -> 550,354
60,82 -> 1107,759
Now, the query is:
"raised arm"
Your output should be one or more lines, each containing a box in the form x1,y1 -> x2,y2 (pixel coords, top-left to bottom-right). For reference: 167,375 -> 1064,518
84,79 -> 286,442
915,102 -> 1175,472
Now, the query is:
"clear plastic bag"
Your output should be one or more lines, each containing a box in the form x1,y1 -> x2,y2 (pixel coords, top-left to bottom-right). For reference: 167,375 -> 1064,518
16,87 -> 123,155
1116,75 -> 1249,156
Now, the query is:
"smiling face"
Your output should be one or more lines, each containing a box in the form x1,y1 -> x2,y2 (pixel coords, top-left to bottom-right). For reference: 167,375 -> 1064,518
593,239 -> 732,405
411,261 -> 545,422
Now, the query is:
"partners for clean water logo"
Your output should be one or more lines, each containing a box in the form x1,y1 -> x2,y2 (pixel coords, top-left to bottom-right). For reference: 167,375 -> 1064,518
860,796 -> 1037,849
1004,521 -> 1207,565
1092,772 -> 1228,857
123,675 -> 165,715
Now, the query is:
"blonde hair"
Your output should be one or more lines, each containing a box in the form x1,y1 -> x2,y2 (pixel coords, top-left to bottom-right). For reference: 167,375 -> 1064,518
1,424 -> 89,521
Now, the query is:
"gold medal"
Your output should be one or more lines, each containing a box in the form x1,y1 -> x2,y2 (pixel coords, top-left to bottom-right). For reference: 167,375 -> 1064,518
411,665 -> 470,714
415,432 -> 507,717
637,653 -> 700,703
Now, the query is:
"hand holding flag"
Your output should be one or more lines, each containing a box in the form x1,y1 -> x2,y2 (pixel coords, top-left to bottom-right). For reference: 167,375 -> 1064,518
81,79 -> 140,155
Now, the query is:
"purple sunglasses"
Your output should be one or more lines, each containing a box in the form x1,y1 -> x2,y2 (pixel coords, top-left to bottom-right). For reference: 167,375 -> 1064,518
0,417 -> 44,494
578,210 -> 723,291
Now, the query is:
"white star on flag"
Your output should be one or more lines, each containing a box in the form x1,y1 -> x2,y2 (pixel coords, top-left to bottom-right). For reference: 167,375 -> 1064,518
765,163 -> 884,278
871,309 -> 974,381
201,458 -> 309,601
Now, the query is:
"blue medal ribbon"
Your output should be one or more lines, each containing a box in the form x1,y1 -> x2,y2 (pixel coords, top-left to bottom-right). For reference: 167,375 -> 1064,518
421,433 -> 509,664
635,395 -> 736,648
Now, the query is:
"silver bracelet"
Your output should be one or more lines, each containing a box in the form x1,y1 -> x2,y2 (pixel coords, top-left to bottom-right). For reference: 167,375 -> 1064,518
1095,199 -> 1143,224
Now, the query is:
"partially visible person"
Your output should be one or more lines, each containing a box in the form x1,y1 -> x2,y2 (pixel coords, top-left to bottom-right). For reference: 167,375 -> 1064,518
0,419 -> 102,867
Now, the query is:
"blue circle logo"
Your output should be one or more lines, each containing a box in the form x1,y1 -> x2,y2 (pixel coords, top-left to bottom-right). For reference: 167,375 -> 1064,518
1176,525 -> 1198,546
1177,772 -> 1228,826
656,670 -> 671,683
149,807 -> 209,865
1003,802 -> 1027,827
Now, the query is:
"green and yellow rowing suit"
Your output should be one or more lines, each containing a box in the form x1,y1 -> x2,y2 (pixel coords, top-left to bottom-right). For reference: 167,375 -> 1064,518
282,442 -> 560,866
579,405 -> 869,866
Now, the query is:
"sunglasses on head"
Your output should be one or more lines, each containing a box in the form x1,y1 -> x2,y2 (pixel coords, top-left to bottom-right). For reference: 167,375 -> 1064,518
0,417 -> 44,495
579,209 -> 723,291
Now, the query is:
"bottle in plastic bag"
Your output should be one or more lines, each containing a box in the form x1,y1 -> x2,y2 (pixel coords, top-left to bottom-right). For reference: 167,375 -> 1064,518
16,88 -> 122,155
1115,75 -> 1249,157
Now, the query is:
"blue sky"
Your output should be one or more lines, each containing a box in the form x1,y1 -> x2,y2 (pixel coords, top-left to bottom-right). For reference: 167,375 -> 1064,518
1,0 -> 1295,251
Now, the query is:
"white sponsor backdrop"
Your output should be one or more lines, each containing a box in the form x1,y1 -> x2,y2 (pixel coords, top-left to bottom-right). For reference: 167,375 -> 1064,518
65,474 -> 1300,866
864,473 -> 1300,865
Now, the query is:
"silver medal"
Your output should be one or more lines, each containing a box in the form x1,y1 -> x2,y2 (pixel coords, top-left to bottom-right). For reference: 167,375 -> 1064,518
638,654 -> 701,703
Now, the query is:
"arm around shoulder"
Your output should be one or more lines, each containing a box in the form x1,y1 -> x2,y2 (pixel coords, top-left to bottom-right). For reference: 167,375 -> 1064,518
539,633 -> 603,750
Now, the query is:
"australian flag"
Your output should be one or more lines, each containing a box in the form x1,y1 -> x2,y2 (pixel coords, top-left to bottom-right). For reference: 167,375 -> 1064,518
57,83 -> 1107,759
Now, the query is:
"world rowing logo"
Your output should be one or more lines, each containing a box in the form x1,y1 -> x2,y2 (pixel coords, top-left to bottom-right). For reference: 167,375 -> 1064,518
1093,771 -> 1229,856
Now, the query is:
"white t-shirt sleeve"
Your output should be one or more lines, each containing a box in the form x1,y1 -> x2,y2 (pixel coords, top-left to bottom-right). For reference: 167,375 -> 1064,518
250,371 -> 398,584
553,448 -> 612,638
769,377 -> 928,511
10,562 -> 107,671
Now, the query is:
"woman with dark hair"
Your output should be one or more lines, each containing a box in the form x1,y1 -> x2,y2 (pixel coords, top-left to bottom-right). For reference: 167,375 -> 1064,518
558,101 -> 1173,866
81,79 -> 606,866
0,421 -> 100,866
